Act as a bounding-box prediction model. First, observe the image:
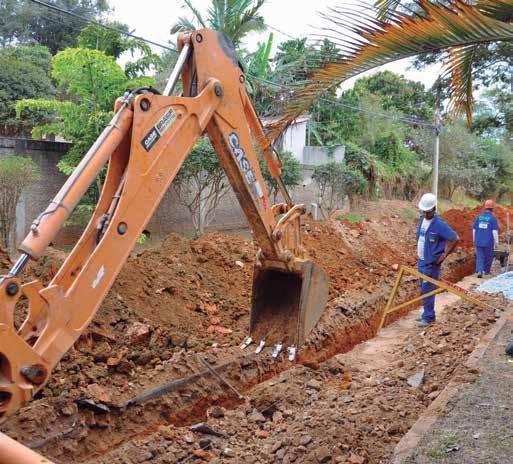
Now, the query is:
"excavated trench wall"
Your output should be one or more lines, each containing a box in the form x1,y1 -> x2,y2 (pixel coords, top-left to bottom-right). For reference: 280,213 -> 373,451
2,217 -> 478,463
56,254 -> 476,464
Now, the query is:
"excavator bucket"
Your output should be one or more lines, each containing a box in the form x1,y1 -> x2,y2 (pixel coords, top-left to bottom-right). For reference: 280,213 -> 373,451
249,261 -> 329,352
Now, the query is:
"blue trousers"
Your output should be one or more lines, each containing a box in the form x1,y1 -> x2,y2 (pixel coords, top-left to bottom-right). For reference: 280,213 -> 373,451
418,261 -> 441,322
476,245 -> 494,274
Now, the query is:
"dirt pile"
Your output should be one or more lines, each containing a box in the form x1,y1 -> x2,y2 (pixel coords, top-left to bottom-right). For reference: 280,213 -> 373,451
442,205 -> 513,249
1,208 -> 479,463
89,294 -> 508,464
101,232 -> 255,351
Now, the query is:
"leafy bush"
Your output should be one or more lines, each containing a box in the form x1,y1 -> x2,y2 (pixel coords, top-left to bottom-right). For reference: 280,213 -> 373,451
344,141 -> 378,197
312,161 -> 368,213
259,150 -> 303,202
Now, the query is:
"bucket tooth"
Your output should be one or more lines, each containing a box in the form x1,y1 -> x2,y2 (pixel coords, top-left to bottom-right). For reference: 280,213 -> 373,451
287,345 -> 297,362
272,342 -> 283,359
255,340 -> 266,354
240,337 -> 253,350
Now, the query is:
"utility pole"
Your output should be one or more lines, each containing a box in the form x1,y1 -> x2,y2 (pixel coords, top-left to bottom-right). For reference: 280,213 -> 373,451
432,82 -> 442,198
433,109 -> 441,197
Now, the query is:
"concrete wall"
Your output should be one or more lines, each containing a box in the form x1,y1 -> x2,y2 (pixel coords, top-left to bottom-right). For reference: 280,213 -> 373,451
148,166 -> 321,235
303,145 -> 345,165
0,137 -> 71,244
281,120 -> 309,162
1,137 -> 324,243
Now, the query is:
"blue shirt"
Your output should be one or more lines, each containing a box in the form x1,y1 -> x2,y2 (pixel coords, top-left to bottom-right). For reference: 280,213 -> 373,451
416,214 -> 458,265
473,211 -> 498,248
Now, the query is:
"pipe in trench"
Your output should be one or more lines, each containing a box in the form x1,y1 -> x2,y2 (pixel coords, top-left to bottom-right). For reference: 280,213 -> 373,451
0,432 -> 54,464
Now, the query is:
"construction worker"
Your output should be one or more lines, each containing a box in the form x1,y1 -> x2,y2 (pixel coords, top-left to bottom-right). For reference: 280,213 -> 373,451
416,193 -> 459,327
473,199 -> 499,278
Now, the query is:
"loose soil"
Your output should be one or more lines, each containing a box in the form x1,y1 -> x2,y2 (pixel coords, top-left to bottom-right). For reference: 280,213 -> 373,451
1,204 -> 510,463
84,294 -> 509,464
0,246 -> 10,272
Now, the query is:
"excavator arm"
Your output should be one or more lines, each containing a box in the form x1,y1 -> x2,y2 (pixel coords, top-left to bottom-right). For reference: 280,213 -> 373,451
0,29 -> 328,423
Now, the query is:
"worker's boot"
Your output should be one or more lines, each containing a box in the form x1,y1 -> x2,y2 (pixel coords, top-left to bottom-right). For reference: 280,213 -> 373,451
417,319 -> 434,327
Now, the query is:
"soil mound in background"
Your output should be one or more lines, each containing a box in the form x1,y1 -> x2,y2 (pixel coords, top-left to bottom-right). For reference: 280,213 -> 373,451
0,246 -> 10,273
442,205 -> 512,249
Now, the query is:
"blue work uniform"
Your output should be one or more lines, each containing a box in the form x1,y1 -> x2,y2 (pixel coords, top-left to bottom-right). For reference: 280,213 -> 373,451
473,211 -> 499,274
416,214 -> 458,322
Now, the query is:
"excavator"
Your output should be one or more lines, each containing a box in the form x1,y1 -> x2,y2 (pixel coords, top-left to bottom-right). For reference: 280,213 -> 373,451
0,29 -> 328,462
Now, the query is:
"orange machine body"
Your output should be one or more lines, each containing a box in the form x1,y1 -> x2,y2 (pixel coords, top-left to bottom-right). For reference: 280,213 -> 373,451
0,31 -> 328,457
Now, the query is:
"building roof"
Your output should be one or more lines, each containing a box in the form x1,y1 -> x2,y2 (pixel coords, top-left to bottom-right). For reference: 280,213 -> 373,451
260,115 -> 311,128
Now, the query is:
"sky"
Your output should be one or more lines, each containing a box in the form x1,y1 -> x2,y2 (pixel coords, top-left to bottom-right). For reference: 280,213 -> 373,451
107,0 -> 443,92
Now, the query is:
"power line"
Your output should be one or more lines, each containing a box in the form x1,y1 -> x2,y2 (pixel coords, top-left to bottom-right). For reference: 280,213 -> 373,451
266,24 -> 296,40
28,0 -> 176,52
248,74 -> 435,128
29,0 -> 435,129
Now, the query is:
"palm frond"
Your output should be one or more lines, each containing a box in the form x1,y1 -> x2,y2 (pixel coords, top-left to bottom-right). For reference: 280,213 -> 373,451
374,0 -> 402,21
170,17 -> 199,35
444,44 -> 476,122
478,0 -> 513,22
440,0 -> 513,123
183,0 -> 207,28
267,0 -> 513,141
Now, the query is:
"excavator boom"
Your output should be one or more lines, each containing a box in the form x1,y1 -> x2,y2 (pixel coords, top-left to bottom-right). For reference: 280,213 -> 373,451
0,29 -> 328,425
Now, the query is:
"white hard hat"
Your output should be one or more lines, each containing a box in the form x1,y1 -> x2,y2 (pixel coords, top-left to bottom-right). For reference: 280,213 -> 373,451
418,193 -> 437,212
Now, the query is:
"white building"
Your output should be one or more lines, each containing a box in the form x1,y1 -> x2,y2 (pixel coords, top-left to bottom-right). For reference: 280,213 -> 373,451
261,115 -> 344,166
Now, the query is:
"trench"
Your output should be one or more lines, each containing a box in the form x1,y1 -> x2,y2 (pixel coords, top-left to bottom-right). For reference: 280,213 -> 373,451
26,253 -> 476,463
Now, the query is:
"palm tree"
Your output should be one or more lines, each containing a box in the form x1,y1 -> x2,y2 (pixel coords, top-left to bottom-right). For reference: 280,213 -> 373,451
170,0 -> 267,47
268,0 -> 513,141
373,1 -> 513,122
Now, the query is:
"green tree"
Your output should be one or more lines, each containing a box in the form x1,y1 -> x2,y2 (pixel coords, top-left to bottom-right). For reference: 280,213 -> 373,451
0,156 -> 40,252
170,0 -> 267,47
0,45 -> 56,136
471,87 -> 513,144
353,71 -> 434,121
77,22 -> 162,78
0,0 -> 110,54
411,121 -> 513,200
16,48 -> 153,204
254,37 -> 341,118
259,150 -> 302,203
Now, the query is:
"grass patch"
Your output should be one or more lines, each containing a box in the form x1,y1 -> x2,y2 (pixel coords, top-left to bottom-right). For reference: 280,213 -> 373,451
488,430 -> 513,452
427,431 -> 459,458
400,207 -> 418,221
338,212 -> 367,223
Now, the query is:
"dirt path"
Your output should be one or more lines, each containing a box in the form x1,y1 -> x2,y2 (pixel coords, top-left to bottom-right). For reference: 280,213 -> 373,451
339,274 -> 482,375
